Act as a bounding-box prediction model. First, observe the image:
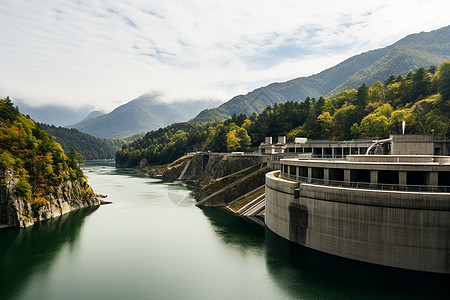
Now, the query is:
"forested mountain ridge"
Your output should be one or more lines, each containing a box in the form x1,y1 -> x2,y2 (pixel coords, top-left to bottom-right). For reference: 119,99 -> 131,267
0,98 -> 101,227
116,61 -> 450,168
40,124 -> 132,160
69,94 -> 221,138
192,25 -> 450,123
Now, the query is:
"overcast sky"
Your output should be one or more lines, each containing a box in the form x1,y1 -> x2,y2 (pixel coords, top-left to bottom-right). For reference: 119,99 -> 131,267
1,0 -> 449,112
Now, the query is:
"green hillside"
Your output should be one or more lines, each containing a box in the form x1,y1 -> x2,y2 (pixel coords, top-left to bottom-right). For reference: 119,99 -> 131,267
192,25 -> 450,123
0,98 -> 97,214
40,124 -> 131,160
116,62 -> 450,167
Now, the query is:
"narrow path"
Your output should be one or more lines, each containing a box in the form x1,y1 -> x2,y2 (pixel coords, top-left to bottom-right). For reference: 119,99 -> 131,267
238,195 -> 265,216
178,159 -> 191,180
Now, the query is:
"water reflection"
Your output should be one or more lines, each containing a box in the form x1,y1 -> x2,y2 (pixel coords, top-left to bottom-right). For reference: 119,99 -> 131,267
84,160 -> 148,178
201,207 -> 449,299
264,227 -> 450,300
0,207 -> 98,299
200,207 -> 265,252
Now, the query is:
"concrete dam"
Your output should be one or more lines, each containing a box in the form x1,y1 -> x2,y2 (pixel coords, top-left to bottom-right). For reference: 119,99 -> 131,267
264,135 -> 450,274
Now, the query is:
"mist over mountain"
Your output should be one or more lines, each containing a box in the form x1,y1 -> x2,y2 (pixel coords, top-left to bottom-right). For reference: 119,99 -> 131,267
191,25 -> 450,123
68,94 -> 221,138
13,99 -> 95,126
80,110 -> 105,122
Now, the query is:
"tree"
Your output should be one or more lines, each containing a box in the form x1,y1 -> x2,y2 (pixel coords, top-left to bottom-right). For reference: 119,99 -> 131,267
317,112 -> 333,139
437,61 -> 450,101
428,65 -> 437,74
356,83 -> 369,110
236,128 -> 251,151
411,67 -> 431,100
384,75 -> 397,87
67,148 -> 85,167
368,81 -> 385,103
226,130 -> 240,152
331,105 -> 358,140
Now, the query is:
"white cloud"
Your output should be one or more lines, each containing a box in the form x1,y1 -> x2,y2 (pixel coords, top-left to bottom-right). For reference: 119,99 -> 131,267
0,0 -> 449,111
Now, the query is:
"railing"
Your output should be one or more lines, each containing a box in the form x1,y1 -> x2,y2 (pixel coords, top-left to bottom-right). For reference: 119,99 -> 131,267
346,155 -> 450,164
310,154 -> 347,160
280,172 -> 450,193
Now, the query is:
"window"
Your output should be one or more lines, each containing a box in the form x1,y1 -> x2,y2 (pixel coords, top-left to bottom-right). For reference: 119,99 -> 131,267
351,169 -> 370,183
329,168 -> 344,181
378,170 -> 399,184
312,167 -> 324,179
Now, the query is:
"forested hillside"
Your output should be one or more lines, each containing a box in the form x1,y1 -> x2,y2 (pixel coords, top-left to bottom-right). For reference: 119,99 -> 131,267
0,97 -> 99,225
191,25 -> 450,123
115,122 -> 216,167
40,124 -> 130,160
116,62 -> 450,168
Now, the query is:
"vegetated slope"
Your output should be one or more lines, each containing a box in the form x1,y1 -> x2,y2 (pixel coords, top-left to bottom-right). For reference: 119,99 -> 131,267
116,62 -> 450,168
192,25 -> 450,123
115,122 -> 215,167
0,98 -> 101,227
68,94 -> 222,138
40,124 -> 130,160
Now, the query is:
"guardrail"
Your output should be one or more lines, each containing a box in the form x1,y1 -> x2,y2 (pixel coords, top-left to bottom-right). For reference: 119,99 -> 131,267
280,172 -> 450,193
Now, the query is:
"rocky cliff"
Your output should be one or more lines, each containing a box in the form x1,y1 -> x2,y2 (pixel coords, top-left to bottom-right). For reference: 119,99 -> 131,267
0,97 -> 102,228
1,170 -> 101,228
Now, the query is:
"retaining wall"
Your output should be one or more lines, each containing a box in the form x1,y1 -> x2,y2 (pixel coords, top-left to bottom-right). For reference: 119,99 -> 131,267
265,171 -> 450,274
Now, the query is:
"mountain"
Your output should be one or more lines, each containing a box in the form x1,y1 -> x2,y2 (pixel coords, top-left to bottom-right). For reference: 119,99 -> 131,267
80,110 -> 105,122
116,62 -> 450,168
68,94 -> 222,138
192,25 -> 450,123
13,99 -> 94,126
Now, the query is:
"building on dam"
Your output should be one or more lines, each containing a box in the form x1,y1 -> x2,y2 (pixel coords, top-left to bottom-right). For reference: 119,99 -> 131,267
263,134 -> 450,274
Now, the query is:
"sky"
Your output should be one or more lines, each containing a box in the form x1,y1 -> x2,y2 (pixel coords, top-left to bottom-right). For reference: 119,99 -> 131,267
1,0 -> 449,112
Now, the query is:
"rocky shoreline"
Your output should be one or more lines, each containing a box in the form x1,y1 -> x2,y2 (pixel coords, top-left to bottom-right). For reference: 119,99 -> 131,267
1,174 -> 104,228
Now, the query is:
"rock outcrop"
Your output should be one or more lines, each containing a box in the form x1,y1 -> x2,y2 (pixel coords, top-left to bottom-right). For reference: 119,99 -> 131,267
0,97 -> 103,228
1,171 -> 101,228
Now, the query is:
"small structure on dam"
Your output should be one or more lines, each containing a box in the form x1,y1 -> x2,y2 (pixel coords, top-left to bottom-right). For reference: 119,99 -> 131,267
264,134 -> 450,274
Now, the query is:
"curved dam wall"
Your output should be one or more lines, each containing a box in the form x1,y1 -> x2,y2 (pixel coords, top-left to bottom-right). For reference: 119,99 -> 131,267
265,171 -> 450,274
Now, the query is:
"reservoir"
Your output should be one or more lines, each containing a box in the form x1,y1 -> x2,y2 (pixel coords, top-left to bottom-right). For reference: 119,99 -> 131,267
0,162 -> 448,299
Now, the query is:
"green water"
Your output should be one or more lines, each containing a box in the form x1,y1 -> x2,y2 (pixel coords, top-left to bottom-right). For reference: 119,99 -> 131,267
1,162 -> 448,299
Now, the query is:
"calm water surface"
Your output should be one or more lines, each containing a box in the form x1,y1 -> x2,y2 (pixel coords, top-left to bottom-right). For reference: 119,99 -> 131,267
1,161 -> 448,299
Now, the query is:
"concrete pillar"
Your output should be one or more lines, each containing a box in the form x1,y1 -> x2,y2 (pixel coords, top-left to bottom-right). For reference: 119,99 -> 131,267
370,171 -> 378,184
308,167 -> 312,183
331,147 -> 335,158
399,172 -> 407,185
429,172 -> 438,186
324,168 -> 329,181
344,169 -> 351,182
